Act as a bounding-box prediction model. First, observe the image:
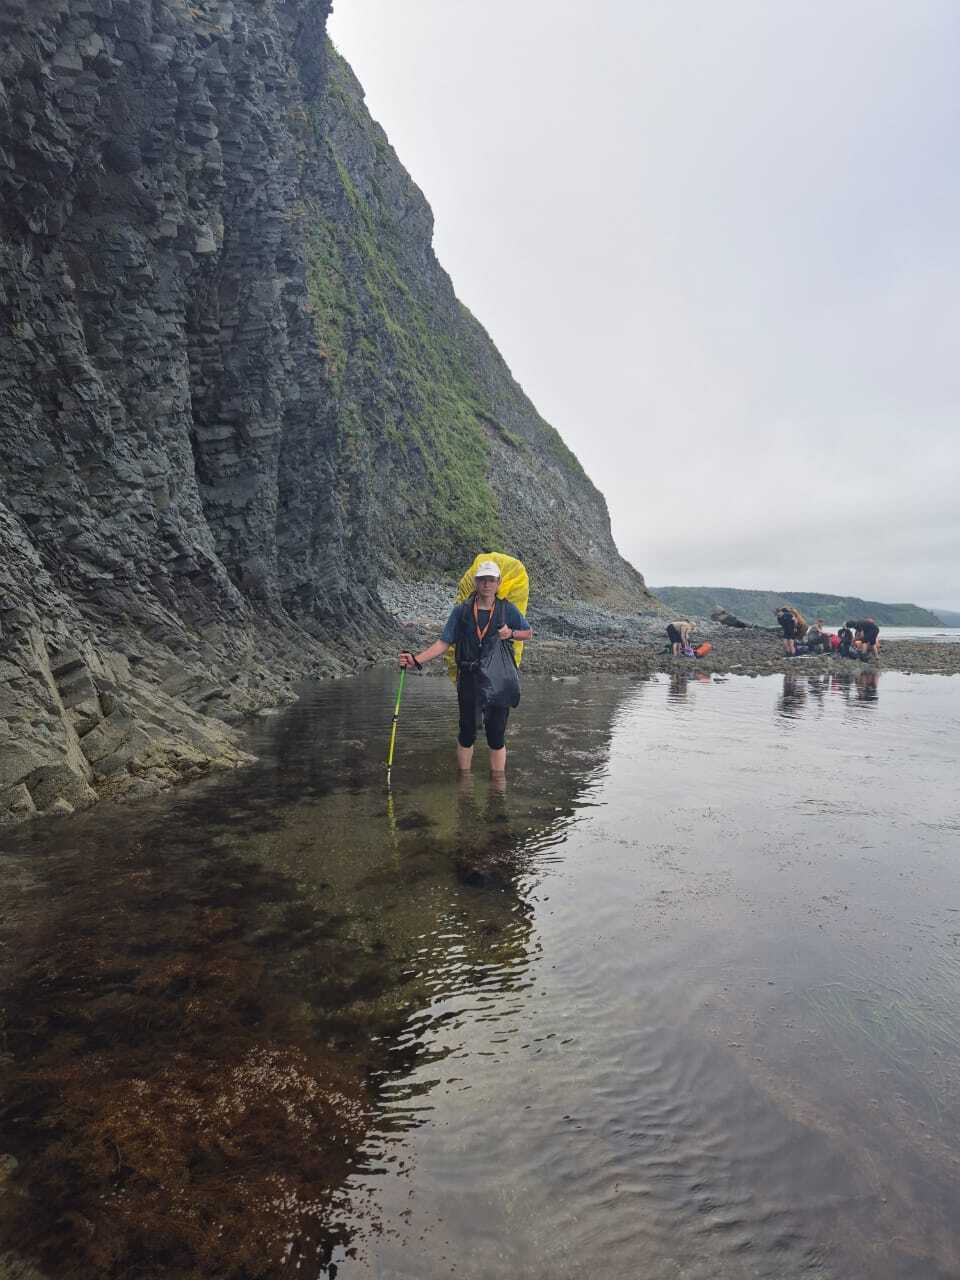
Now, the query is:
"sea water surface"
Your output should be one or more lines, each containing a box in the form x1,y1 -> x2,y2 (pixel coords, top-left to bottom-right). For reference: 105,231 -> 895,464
868,625 -> 959,643
1,669 -> 959,1280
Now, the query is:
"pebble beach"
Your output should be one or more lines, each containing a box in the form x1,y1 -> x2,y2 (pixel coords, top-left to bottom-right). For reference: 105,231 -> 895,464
378,580 -> 960,679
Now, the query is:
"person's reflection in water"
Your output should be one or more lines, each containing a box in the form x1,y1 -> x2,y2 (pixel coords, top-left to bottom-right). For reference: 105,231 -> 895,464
457,768 -> 477,800
668,671 -> 689,703
455,767 -> 480,827
855,669 -> 880,703
807,673 -> 830,705
455,766 -> 510,833
485,770 -> 510,829
777,672 -> 807,720
831,674 -> 853,703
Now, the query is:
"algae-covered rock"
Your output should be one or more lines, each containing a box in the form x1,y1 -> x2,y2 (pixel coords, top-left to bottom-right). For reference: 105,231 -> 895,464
22,766 -> 98,813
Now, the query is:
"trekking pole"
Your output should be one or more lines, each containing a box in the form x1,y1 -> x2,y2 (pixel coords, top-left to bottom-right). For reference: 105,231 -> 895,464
387,654 -> 422,786
386,666 -> 405,788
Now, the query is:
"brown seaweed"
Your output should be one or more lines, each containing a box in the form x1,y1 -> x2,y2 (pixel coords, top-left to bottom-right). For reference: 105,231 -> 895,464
0,848 -> 372,1279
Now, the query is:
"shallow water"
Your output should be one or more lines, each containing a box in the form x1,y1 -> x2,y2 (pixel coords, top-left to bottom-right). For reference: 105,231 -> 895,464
1,669 -> 959,1279
872,625 -> 960,643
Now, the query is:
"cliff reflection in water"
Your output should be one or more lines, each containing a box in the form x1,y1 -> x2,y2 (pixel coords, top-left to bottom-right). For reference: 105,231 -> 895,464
0,671 -> 639,1280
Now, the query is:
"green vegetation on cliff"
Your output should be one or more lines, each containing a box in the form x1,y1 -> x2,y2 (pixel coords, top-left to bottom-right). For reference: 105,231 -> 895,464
301,48 -> 508,569
291,43 -> 644,602
651,586 -> 943,627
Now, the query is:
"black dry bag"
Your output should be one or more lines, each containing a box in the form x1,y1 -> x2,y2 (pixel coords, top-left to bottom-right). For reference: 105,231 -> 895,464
479,640 -> 521,710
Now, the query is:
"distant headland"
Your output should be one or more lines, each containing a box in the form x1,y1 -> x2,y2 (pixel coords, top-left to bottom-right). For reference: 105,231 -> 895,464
650,586 -> 950,628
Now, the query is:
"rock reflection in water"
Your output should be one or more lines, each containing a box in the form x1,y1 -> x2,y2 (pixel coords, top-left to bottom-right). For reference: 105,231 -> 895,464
4,671 -> 959,1280
341,671 -> 959,1280
0,671 -> 635,1279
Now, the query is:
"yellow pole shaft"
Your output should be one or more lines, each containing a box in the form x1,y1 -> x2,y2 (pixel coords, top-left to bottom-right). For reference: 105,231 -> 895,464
386,667 -> 406,780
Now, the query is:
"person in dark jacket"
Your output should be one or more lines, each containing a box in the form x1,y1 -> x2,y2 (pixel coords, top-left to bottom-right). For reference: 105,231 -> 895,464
847,618 -> 879,659
775,606 -> 797,656
399,560 -> 532,775
860,618 -> 881,658
838,624 -> 854,657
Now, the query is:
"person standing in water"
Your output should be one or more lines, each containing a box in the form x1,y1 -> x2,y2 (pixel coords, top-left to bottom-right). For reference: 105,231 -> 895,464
399,560 -> 532,775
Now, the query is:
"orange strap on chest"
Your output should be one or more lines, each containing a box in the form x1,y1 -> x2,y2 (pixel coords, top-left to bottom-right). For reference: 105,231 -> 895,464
472,595 -> 498,643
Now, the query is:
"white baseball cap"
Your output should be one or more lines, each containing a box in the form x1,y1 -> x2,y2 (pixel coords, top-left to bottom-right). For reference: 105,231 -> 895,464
474,559 -> 501,579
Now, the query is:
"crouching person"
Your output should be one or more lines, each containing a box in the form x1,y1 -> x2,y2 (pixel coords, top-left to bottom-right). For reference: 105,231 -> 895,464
860,618 -> 881,659
804,619 -> 830,654
666,619 -> 693,656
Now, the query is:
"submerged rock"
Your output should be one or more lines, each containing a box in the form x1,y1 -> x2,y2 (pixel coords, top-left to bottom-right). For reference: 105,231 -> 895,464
456,860 -> 511,891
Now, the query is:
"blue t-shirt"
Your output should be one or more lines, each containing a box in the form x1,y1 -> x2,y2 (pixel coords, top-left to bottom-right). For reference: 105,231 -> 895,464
441,600 -> 528,646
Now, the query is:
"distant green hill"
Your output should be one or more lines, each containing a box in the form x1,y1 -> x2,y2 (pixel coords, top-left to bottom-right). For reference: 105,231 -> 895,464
932,608 -> 960,627
650,586 -> 943,628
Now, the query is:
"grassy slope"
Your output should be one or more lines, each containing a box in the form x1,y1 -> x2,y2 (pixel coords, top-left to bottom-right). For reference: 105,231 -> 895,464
298,45 -> 608,580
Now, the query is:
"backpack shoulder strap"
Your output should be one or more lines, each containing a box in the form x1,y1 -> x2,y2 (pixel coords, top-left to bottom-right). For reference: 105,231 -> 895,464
455,595 -> 474,646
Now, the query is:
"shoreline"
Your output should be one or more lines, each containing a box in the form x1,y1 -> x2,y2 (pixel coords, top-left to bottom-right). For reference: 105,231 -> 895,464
3,594 -> 956,830
519,633 -> 960,679
381,581 -> 960,679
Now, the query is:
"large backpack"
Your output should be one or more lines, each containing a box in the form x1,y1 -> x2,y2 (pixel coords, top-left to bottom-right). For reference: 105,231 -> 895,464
444,552 -> 529,683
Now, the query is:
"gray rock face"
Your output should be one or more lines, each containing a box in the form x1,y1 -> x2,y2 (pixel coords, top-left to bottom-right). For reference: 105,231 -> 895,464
0,0 -> 651,820
0,611 -> 254,823
1,0 -> 353,638
711,607 -> 750,629
302,50 -> 650,607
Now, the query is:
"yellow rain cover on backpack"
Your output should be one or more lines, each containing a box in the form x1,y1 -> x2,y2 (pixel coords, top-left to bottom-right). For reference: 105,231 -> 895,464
445,552 -> 529,681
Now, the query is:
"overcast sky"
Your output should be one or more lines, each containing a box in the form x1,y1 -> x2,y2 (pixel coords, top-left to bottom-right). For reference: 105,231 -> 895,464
329,1 -> 959,611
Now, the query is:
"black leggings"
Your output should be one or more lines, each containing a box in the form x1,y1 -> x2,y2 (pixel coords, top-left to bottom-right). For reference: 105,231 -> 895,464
457,669 -> 509,749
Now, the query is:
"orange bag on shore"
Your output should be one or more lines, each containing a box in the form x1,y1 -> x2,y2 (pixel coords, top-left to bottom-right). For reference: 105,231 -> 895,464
694,642 -> 712,657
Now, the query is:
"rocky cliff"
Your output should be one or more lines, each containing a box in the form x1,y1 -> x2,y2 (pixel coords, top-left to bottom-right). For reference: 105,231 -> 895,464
0,0 -> 650,822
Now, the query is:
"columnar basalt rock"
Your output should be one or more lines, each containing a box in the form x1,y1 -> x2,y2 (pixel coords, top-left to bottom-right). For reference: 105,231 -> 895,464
0,0 -> 651,820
